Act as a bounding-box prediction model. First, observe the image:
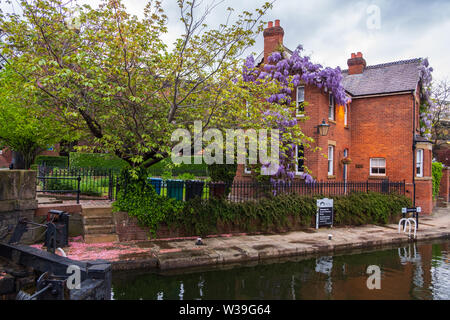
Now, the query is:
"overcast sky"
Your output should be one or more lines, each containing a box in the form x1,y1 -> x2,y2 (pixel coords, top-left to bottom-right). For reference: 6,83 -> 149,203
2,0 -> 449,80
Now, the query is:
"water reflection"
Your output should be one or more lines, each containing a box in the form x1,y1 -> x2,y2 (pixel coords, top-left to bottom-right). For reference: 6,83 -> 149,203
112,240 -> 450,300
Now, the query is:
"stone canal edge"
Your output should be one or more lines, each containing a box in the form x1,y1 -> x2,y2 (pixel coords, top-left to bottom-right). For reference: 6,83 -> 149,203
110,208 -> 450,272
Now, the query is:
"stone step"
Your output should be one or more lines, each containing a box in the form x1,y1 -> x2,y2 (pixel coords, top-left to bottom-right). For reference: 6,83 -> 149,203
84,224 -> 115,235
84,234 -> 119,244
82,207 -> 112,217
83,215 -> 113,226
37,197 -> 63,205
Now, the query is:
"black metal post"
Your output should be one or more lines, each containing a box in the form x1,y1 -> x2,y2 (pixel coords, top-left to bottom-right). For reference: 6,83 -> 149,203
76,176 -> 81,204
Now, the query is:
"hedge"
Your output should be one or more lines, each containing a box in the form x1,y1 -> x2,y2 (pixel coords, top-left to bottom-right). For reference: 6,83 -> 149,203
169,192 -> 412,236
69,152 -> 129,170
113,170 -> 412,238
147,156 -> 209,177
432,162 -> 444,198
35,155 -> 68,168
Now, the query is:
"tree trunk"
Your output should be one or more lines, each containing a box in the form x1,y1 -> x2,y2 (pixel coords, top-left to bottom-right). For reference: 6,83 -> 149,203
11,151 -> 26,169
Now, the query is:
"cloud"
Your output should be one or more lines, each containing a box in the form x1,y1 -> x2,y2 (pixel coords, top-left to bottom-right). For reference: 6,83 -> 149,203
1,0 -> 449,80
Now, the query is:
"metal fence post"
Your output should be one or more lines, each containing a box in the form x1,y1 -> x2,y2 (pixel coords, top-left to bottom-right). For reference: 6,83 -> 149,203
108,170 -> 113,201
76,176 -> 81,204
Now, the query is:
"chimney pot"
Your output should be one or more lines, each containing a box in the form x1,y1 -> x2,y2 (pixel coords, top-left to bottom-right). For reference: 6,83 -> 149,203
347,51 -> 366,75
263,19 -> 284,64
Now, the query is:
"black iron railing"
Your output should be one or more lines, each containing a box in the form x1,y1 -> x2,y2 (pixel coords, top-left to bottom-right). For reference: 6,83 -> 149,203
138,179 -> 406,203
36,166 -> 120,203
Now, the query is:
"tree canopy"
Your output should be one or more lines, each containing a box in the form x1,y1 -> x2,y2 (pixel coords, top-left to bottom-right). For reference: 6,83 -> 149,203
0,65 -> 74,168
1,0 -> 304,170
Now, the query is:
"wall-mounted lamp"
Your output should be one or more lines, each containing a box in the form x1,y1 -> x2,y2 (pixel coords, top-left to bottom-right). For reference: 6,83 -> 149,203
317,119 -> 330,136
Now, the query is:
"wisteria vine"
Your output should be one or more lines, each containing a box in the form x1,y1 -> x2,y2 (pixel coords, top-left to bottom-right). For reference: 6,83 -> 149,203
418,58 -> 435,140
243,45 -> 350,106
243,45 -> 350,183
261,110 -> 315,186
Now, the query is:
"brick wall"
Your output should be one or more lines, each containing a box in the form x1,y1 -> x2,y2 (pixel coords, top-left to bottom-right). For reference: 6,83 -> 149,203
0,149 -> 12,168
349,94 -> 414,182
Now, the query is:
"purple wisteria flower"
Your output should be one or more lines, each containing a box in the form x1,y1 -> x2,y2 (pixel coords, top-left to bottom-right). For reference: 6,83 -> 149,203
418,58 -> 435,140
242,45 -> 350,106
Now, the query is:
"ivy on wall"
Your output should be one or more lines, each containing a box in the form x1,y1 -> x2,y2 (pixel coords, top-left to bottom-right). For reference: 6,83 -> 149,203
114,180 -> 412,237
432,162 -> 444,198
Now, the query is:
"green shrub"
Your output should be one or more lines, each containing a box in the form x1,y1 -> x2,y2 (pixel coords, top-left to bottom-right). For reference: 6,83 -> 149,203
35,155 -> 68,168
147,156 -> 209,177
208,163 -> 237,183
112,168 -> 185,237
69,152 -> 129,170
115,180 -> 412,237
432,162 -> 444,198
177,173 -> 196,181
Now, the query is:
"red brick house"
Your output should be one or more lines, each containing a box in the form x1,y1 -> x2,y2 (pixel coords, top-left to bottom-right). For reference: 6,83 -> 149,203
0,145 -> 60,168
236,20 -> 433,213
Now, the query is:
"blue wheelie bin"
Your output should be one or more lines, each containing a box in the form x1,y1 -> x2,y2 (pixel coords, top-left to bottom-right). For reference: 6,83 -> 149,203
149,177 -> 163,195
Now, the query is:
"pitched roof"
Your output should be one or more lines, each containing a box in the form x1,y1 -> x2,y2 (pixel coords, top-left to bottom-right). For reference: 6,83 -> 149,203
253,46 -> 423,97
342,58 -> 422,97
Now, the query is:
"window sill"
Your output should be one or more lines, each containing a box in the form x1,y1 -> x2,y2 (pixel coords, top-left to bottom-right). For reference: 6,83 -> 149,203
327,175 -> 336,180
415,176 -> 432,181
344,125 -> 349,129
368,176 -> 388,180
328,120 -> 336,124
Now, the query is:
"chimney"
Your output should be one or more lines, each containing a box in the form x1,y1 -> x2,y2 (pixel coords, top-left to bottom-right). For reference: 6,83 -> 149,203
347,52 -> 366,75
263,20 -> 284,63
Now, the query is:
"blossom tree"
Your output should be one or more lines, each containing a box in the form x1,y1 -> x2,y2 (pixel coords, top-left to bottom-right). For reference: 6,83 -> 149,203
0,0 -> 277,168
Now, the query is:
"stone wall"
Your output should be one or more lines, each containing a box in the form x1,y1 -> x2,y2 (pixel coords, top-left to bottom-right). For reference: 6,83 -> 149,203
0,170 -> 38,244
0,256 -> 35,300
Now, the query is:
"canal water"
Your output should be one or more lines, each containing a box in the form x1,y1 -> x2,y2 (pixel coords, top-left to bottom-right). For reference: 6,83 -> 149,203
112,239 -> 450,300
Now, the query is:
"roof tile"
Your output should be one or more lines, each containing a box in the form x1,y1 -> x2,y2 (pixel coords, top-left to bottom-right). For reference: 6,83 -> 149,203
342,59 -> 422,96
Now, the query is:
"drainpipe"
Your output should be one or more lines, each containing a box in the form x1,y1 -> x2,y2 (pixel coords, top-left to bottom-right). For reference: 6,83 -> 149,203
412,90 -> 416,207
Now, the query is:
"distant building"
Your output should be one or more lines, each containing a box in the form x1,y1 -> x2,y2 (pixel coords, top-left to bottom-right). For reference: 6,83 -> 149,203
0,144 -> 60,168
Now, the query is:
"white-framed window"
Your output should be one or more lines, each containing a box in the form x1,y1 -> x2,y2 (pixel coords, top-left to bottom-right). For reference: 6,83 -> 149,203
296,145 -> 305,174
370,158 -> 386,176
328,94 -> 335,121
416,149 -> 424,177
328,146 -> 334,176
297,86 -> 305,116
344,104 -> 348,126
